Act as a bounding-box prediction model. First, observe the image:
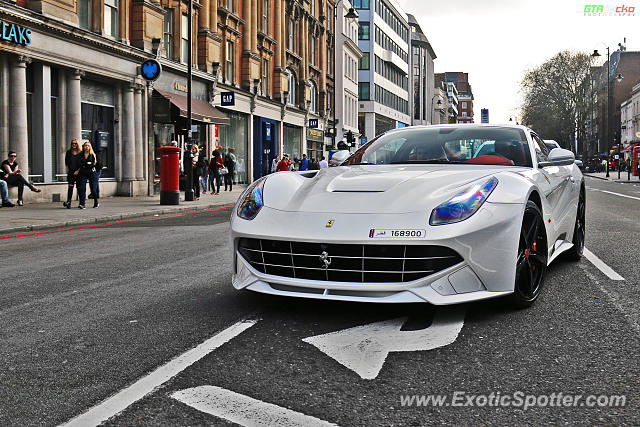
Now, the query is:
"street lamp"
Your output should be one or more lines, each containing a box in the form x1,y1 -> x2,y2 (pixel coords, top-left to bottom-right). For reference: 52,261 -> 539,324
184,0 -> 194,201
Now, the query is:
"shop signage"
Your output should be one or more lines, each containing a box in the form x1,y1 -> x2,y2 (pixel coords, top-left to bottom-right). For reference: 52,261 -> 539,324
1,20 -> 31,46
308,118 -> 319,128
141,59 -> 162,81
307,128 -> 324,142
221,91 -> 235,106
174,81 -> 187,92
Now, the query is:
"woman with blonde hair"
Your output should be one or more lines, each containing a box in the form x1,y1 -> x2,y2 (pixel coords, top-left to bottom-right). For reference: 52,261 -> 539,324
76,140 -> 99,209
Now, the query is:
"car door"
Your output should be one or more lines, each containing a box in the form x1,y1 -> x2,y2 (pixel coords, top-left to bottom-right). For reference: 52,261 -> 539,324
530,133 -> 569,243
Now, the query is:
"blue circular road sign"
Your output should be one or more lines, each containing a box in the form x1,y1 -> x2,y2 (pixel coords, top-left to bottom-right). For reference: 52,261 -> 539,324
141,59 -> 162,81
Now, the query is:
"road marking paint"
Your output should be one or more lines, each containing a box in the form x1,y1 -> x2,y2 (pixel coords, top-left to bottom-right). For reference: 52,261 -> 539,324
586,187 -> 640,201
303,308 -> 465,380
583,248 -> 625,281
61,318 -> 258,427
0,206 -> 234,240
172,385 -> 338,427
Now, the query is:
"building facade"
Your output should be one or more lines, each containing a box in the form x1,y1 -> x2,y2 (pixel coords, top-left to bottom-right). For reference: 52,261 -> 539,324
355,0 -> 410,142
0,0 -> 336,203
407,13 -> 435,126
431,80 -> 447,125
440,71 -> 473,123
335,0 -> 361,149
620,81 -> 640,162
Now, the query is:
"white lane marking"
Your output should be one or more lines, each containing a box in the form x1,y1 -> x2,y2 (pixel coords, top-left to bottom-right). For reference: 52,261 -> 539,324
61,318 -> 258,427
587,187 -> 640,201
172,385 -> 338,427
583,248 -> 625,281
303,308 -> 464,380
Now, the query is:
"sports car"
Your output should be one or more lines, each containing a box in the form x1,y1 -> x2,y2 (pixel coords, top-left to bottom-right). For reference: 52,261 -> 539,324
230,124 -> 585,307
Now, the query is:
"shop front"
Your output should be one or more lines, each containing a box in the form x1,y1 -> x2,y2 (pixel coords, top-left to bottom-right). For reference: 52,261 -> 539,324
307,128 -> 324,162
283,124 -> 302,164
218,110 -> 249,184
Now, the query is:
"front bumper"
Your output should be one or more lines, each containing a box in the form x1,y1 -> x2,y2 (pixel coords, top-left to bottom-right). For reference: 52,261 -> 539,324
230,202 -> 523,305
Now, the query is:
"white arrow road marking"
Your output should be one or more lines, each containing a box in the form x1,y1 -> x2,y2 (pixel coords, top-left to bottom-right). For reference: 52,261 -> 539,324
61,318 -> 258,427
584,248 -> 625,281
302,308 -> 465,380
172,385 -> 338,427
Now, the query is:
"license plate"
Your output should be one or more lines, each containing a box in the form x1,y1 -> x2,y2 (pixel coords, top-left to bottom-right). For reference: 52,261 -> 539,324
369,229 -> 426,239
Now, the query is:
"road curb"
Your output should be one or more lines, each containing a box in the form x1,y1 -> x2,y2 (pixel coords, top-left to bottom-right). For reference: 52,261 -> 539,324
0,202 -> 234,236
584,174 -> 609,181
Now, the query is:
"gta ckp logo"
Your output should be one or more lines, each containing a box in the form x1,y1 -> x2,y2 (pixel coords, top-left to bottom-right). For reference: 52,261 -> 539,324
584,4 -> 636,15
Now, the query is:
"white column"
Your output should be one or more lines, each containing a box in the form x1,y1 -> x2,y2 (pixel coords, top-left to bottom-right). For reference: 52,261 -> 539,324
365,112 -> 375,141
134,86 -> 144,179
122,84 -> 136,181
247,113 -> 254,181
67,69 -> 83,144
0,54 -> 9,159
57,70 -> 67,176
9,56 -> 29,173
33,63 -> 52,182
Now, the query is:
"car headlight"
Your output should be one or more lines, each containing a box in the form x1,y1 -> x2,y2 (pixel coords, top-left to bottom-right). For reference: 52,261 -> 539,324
429,177 -> 498,225
237,178 -> 266,220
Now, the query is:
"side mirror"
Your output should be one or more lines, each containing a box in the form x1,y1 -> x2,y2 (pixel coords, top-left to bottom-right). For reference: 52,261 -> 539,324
329,150 -> 350,166
539,148 -> 575,167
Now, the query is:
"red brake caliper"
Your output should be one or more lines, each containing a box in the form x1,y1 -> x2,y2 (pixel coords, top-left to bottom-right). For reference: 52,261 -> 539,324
530,240 -> 537,270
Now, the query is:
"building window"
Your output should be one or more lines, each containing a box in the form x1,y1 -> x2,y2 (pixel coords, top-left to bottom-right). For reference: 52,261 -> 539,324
353,0 -> 369,8
287,69 -> 296,105
79,0 -> 91,30
358,82 -> 369,100
309,81 -> 317,113
288,19 -> 294,51
262,59 -> 268,96
226,40 -> 234,83
461,101 -> 467,109
104,0 -> 118,38
227,0 -> 233,11
163,9 -> 173,59
310,37 -> 316,65
359,52 -> 369,70
181,14 -> 189,64
358,22 -> 369,40
263,0 -> 268,32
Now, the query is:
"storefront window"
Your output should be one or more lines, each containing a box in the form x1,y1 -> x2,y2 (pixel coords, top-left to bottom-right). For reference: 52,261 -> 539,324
284,124 -> 302,162
218,111 -> 249,184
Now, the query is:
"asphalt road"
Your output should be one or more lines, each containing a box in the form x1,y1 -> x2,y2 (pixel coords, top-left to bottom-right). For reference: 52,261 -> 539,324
0,176 -> 638,426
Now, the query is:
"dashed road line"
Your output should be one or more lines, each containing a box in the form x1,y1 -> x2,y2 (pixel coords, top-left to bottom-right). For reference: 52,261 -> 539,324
61,317 -> 259,427
172,385 -> 338,427
587,187 -> 640,201
584,248 -> 625,281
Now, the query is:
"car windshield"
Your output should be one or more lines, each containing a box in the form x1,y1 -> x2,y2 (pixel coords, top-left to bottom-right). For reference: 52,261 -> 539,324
342,126 -> 533,167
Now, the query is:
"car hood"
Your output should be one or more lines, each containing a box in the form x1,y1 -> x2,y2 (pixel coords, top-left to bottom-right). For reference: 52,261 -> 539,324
263,164 -> 527,214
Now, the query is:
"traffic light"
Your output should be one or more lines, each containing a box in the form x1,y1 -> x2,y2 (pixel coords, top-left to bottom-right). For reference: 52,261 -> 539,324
346,131 -> 355,147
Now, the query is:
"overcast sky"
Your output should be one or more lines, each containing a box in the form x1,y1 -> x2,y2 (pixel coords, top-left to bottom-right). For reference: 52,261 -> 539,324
396,0 -> 638,123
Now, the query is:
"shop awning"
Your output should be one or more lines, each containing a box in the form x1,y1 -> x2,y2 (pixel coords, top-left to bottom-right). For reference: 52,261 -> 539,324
154,89 -> 229,125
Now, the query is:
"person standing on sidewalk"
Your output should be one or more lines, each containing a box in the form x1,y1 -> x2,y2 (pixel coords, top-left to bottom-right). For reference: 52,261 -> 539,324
224,150 -> 235,191
1,151 -> 41,206
191,144 -> 204,200
63,139 -> 82,209
76,141 -> 99,209
209,150 -> 224,195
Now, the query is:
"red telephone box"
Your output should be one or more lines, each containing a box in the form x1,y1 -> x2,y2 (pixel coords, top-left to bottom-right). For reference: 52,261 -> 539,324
633,146 -> 640,177
159,145 -> 181,205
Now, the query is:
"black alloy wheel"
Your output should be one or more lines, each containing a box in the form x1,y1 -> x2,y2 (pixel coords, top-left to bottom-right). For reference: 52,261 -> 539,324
565,188 -> 585,261
511,200 -> 548,308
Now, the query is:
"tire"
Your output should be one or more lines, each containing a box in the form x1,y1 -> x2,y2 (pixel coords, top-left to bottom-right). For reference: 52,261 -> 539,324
511,200 -> 548,308
565,188 -> 585,261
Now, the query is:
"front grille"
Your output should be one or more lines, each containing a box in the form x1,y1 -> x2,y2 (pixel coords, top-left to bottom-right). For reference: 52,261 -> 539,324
237,238 -> 463,283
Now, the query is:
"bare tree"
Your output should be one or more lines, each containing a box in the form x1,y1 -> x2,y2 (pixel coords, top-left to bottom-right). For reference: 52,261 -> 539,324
520,51 -> 592,157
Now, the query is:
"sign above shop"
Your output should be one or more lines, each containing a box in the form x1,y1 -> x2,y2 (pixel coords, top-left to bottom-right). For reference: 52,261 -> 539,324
1,20 -> 31,46
221,91 -> 235,106
307,128 -> 324,142
174,81 -> 187,92
308,118 -> 319,129
141,59 -> 162,81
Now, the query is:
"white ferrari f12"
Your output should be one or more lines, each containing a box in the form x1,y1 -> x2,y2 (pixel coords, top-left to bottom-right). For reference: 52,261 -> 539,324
230,125 -> 585,307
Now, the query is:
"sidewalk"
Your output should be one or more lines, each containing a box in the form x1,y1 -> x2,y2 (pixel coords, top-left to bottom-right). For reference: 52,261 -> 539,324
0,187 -> 246,235
584,171 -> 640,183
